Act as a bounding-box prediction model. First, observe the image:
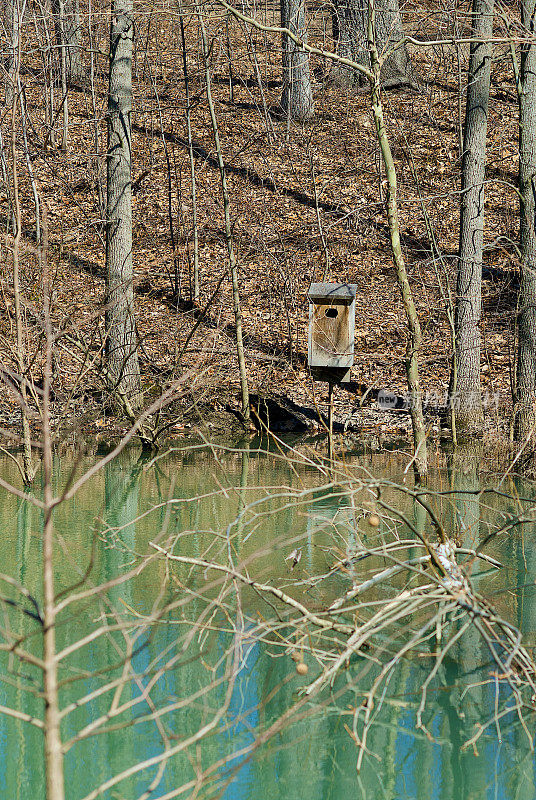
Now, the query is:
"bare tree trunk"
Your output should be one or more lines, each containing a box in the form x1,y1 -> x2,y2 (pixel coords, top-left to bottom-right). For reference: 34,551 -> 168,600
197,8 -> 250,422
4,0 -> 20,106
52,0 -> 84,85
280,0 -> 314,120
105,0 -> 141,409
331,0 -> 416,89
514,0 -> 536,442
179,12 -> 199,303
58,0 -> 68,150
449,0 -> 494,437
368,0 -> 426,480
11,67 -> 35,484
41,205 -> 66,800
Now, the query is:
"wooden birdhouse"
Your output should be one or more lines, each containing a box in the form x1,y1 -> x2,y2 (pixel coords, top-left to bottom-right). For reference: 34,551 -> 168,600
307,283 -> 357,384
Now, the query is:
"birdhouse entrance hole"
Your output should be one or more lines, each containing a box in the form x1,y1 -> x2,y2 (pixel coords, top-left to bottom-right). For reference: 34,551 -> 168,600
325,308 -> 338,318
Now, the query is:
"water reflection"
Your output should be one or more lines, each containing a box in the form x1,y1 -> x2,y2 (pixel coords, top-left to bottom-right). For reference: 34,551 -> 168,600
0,444 -> 533,798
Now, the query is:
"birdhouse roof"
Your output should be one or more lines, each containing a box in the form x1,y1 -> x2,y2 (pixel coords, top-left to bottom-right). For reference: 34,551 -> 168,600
307,283 -> 357,303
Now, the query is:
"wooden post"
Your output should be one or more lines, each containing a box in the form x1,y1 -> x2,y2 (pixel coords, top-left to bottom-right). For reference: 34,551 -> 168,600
328,381 -> 334,463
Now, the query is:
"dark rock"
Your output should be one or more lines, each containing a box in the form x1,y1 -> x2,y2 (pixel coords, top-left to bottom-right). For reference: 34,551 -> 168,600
249,394 -> 314,433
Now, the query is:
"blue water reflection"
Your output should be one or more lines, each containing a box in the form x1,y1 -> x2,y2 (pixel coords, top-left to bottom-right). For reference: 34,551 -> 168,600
0,444 -> 534,799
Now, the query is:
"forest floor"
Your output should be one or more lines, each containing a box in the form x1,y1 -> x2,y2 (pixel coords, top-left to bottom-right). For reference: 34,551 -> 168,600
0,2 -> 521,456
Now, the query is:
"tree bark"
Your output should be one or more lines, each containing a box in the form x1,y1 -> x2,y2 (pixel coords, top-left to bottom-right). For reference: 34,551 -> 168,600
331,0 -> 416,89
280,0 -> 314,120
105,0 -> 141,409
449,0 -> 494,437
514,0 -> 536,442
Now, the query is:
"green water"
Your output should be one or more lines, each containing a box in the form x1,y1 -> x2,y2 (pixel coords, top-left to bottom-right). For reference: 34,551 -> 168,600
0,440 -> 535,799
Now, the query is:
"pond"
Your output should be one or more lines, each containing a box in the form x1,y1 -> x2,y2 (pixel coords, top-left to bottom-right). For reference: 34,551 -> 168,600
0,438 -> 535,799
